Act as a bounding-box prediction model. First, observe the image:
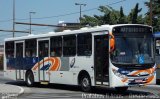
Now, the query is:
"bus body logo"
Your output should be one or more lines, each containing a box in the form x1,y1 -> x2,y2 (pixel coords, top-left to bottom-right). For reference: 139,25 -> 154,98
70,58 -> 75,68
32,57 -> 61,71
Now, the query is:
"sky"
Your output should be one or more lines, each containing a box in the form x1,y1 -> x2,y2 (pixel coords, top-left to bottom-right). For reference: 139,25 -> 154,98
0,0 -> 148,44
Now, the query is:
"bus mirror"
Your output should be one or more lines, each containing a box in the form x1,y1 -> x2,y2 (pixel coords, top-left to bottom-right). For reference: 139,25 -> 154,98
109,33 -> 115,52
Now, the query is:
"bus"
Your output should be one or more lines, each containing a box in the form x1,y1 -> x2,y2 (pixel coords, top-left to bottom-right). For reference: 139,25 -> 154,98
153,32 -> 160,82
4,24 -> 156,92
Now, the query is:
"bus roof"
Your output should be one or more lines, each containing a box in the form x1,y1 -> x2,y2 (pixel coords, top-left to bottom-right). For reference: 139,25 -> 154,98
4,24 -> 151,42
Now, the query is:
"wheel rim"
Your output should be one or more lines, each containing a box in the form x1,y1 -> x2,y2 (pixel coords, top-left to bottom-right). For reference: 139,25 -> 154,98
27,74 -> 32,85
82,77 -> 89,88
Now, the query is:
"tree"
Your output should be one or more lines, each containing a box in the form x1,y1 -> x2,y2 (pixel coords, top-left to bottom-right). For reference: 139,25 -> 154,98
81,3 -> 144,27
128,3 -> 142,24
81,15 -> 101,26
81,5 -> 122,26
118,6 -> 127,24
145,0 -> 160,31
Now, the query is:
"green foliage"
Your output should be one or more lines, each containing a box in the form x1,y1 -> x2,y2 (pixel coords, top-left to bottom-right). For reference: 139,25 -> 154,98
81,1 -> 160,32
81,3 -> 143,26
118,6 -> 127,24
144,0 -> 160,32
81,15 -> 100,26
128,3 -> 142,24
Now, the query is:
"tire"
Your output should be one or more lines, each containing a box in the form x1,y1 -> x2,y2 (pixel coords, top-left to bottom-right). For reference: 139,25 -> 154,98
115,87 -> 128,92
26,71 -> 34,87
80,75 -> 91,92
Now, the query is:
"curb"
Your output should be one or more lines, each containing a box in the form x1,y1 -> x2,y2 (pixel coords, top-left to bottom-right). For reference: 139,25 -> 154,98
17,86 -> 24,95
6,86 -> 24,99
0,84 -> 24,99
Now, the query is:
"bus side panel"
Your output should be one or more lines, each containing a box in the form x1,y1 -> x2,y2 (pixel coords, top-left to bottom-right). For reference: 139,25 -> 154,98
49,56 -> 94,85
50,71 -> 75,85
26,57 -> 39,82
4,58 -> 16,80
70,56 -> 94,86
5,70 -> 16,80
49,57 -> 74,84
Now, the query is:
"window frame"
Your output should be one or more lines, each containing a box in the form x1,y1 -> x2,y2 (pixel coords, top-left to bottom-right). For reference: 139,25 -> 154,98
50,36 -> 62,57
25,39 -> 37,57
63,35 -> 76,57
5,41 -> 14,58
77,33 -> 92,56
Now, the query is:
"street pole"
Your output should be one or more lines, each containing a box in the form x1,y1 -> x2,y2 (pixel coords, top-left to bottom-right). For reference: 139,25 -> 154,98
150,0 -> 152,26
13,0 -> 15,37
29,12 -> 36,34
75,3 -> 86,27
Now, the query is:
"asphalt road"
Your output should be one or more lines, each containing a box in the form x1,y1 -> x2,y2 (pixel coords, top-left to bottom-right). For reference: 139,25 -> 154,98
0,71 -> 160,99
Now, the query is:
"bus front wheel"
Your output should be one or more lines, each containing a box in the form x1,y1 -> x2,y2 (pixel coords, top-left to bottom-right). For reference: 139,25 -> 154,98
80,75 -> 91,92
26,71 -> 34,87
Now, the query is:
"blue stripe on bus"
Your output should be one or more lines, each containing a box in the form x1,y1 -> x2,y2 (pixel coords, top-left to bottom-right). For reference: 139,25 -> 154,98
7,57 -> 38,70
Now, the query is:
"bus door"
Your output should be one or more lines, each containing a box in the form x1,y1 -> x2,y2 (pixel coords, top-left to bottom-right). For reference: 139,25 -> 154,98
38,39 -> 50,81
94,34 -> 109,85
15,41 -> 24,80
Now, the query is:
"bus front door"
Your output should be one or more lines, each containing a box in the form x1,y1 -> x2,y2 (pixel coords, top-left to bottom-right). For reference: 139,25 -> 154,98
15,42 -> 24,80
38,40 -> 50,82
94,35 -> 109,85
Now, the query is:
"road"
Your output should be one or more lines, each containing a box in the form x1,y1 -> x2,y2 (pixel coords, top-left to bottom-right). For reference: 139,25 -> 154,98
0,71 -> 160,99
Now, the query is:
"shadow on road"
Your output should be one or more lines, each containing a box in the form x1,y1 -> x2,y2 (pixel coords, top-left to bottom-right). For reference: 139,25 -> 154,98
5,81 -> 154,98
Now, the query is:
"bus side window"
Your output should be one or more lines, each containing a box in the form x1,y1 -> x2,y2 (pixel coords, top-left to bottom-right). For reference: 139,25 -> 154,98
50,36 -> 62,57
5,41 -> 14,58
25,39 -> 37,57
77,33 -> 92,56
63,35 -> 76,56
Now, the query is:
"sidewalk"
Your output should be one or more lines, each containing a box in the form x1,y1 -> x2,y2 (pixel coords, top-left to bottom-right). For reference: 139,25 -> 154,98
0,84 -> 24,98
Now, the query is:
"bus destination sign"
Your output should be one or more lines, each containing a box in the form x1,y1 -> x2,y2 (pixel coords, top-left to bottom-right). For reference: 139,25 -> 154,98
113,26 -> 152,33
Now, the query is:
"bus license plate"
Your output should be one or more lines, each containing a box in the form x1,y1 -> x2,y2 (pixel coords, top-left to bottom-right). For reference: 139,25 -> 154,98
135,79 -> 143,83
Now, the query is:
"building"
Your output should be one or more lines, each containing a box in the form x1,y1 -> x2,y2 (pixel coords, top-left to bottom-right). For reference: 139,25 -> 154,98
55,21 -> 80,32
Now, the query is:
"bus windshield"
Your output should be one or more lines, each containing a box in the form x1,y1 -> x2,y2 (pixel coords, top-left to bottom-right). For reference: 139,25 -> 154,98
111,36 -> 154,65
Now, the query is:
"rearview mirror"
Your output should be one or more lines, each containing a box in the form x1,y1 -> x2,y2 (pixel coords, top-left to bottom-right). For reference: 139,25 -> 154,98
109,33 -> 115,53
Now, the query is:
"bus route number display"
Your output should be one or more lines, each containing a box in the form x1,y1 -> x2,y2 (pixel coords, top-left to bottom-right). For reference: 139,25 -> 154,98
113,26 -> 152,33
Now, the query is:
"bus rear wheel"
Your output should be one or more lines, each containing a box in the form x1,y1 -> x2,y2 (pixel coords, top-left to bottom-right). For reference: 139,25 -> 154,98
26,71 -> 34,87
80,75 -> 91,92
115,87 -> 128,92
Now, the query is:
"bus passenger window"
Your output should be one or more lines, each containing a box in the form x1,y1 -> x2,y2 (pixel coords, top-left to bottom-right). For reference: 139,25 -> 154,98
63,35 -> 76,56
50,36 -> 62,57
5,41 -> 14,58
25,39 -> 37,57
77,33 -> 92,56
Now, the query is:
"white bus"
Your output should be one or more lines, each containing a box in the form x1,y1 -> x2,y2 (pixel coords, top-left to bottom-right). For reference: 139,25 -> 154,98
4,24 -> 156,92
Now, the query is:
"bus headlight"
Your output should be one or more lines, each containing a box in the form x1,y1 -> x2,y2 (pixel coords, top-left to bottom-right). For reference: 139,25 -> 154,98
112,69 -> 127,79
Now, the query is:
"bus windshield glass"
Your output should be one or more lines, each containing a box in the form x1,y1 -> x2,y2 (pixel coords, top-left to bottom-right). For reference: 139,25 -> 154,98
111,26 -> 154,65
